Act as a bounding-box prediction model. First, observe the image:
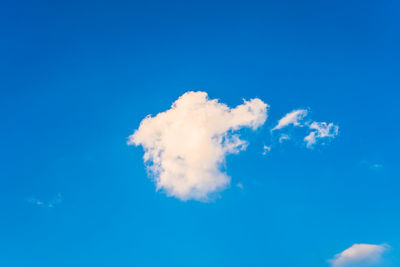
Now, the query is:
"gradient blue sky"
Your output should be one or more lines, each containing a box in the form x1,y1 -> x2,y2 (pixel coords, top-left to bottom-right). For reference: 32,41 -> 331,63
1,0 -> 399,266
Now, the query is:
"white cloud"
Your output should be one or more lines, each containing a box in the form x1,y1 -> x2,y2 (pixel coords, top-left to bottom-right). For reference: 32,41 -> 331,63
329,244 -> 389,267
271,108 -> 338,149
279,133 -> 290,143
271,109 -> 339,148
128,91 -> 268,201
262,145 -> 271,155
304,121 -> 339,148
272,109 -> 308,131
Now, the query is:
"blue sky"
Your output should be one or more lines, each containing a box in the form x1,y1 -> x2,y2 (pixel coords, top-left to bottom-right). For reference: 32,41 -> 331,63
1,0 -> 399,266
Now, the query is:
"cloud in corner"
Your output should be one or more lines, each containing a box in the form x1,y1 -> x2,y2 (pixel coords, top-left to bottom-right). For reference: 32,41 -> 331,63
329,243 -> 389,267
128,91 -> 268,201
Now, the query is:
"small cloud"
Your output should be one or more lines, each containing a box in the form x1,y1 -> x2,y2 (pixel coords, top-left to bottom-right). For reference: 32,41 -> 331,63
278,134 -> 290,143
272,109 -> 308,131
329,243 -> 389,267
236,183 -> 244,190
28,193 -> 62,208
304,121 -> 339,148
271,108 -> 338,149
262,145 -> 271,155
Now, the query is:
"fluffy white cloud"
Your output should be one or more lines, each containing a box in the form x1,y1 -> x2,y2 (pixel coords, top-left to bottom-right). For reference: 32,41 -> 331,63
329,244 -> 389,267
304,121 -> 339,148
272,109 -> 308,130
128,91 -> 268,201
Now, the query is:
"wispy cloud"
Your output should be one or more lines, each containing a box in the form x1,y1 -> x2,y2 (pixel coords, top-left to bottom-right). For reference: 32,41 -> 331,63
304,121 -> 339,148
262,145 -> 271,155
278,133 -> 290,143
272,108 -> 338,149
128,91 -> 268,201
28,193 -> 62,208
329,243 -> 389,267
272,109 -> 308,131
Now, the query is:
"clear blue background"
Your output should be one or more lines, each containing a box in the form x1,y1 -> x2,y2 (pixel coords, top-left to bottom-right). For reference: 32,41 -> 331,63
1,0 -> 399,266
